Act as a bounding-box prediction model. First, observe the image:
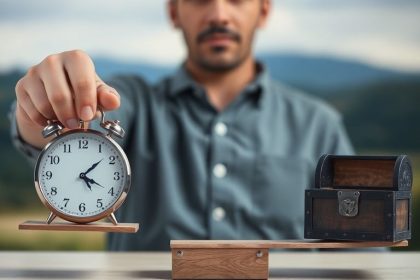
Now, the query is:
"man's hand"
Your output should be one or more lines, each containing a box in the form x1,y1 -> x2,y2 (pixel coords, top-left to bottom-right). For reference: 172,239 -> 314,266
14,50 -> 120,148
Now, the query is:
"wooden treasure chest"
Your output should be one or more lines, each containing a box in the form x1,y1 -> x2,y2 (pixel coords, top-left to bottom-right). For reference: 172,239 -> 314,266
305,154 -> 413,242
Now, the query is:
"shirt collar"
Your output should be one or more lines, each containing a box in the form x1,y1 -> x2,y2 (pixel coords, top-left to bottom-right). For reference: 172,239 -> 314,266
167,62 -> 271,106
167,64 -> 198,97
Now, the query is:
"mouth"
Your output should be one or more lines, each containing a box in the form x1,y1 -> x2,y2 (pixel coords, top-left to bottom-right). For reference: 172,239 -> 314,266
201,33 -> 237,48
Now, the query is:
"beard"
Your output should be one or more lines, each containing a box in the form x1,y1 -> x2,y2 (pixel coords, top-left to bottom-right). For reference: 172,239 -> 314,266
195,46 -> 248,73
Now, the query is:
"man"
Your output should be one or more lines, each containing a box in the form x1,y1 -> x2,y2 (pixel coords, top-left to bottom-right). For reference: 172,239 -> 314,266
11,0 -> 353,250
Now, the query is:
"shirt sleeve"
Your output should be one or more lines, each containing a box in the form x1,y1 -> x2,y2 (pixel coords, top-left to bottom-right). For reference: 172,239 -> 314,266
8,101 -> 41,167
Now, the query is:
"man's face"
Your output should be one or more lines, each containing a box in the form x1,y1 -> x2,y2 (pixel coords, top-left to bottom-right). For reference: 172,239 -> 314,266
169,0 -> 270,72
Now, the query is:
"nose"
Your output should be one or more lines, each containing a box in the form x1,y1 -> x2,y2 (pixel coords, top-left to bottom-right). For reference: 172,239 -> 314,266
206,0 -> 230,26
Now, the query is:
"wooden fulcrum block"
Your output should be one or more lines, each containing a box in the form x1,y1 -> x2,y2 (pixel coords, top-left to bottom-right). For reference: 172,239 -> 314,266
172,247 -> 268,279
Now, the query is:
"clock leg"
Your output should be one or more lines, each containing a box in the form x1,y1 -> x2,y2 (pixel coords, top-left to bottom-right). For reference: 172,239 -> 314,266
46,212 -> 57,224
108,213 -> 118,225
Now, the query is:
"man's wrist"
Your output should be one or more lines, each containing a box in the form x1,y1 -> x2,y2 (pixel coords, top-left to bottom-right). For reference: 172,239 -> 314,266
9,101 -> 42,160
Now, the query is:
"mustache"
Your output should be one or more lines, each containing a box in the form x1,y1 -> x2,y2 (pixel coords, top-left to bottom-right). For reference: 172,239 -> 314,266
196,26 -> 241,43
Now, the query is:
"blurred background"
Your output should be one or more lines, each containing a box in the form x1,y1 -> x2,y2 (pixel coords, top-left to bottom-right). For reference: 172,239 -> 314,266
0,0 -> 419,250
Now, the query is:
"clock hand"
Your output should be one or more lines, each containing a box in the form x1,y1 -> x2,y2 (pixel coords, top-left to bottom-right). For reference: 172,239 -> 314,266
85,176 -> 105,188
79,173 -> 92,191
79,159 -> 103,190
83,159 -> 103,175
83,178 -> 93,191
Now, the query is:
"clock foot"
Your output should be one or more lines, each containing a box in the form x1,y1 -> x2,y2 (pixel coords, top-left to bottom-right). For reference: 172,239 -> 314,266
46,212 -> 57,224
108,213 -> 118,225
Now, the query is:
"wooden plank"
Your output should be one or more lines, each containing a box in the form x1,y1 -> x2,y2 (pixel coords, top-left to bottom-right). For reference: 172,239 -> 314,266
170,239 -> 408,249
172,248 -> 269,279
19,220 -> 139,233
171,240 -> 408,279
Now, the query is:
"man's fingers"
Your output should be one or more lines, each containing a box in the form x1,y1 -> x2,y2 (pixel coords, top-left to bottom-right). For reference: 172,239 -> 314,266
39,55 -> 78,129
63,50 -> 97,122
97,84 -> 120,111
16,90 -> 48,127
15,50 -> 117,132
19,75 -> 55,120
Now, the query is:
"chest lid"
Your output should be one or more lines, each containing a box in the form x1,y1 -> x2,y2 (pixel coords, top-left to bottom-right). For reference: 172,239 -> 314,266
315,154 -> 412,191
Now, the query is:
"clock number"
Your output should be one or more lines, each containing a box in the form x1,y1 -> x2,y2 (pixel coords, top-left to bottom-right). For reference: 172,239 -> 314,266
79,203 -> 86,212
78,140 -> 88,149
108,187 -> 115,196
96,199 -> 103,208
44,171 -> 52,180
50,187 -> 57,196
109,156 -> 116,164
98,144 -> 102,153
63,198 -> 69,207
114,172 -> 120,181
63,144 -> 71,153
48,155 -> 60,165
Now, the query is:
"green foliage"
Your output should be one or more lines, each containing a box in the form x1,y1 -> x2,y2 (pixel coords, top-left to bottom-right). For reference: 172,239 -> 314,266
0,71 -> 35,209
327,80 -> 420,151
0,211 -> 105,251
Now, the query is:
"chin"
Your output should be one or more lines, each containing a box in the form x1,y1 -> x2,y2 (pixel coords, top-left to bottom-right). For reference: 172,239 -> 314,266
193,46 -> 246,72
198,59 -> 242,72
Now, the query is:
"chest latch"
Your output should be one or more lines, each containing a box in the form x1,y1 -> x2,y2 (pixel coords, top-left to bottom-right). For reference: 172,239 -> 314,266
338,190 -> 360,217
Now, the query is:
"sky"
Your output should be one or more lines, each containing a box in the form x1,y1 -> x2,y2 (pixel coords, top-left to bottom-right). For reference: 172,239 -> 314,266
0,0 -> 420,72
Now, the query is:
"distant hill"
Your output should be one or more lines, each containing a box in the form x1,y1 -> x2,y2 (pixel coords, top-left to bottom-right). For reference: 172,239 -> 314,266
93,58 -> 172,82
258,54 -> 420,96
92,53 -> 420,96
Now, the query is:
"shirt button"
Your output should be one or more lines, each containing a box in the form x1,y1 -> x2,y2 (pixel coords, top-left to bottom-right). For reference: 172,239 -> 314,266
214,122 -> 228,136
212,207 -> 226,221
213,163 -> 227,178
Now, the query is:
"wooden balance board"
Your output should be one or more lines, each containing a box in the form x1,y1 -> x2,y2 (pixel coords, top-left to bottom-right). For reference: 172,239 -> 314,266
171,239 -> 408,279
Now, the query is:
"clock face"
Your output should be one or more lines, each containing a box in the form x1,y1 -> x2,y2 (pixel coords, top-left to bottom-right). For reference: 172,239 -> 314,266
35,130 -> 130,220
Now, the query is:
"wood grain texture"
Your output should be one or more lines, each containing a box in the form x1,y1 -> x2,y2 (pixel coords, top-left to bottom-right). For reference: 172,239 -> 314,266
396,199 -> 409,231
18,220 -> 139,233
312,197 -> 386,232
333,159 -> 395,188
306,189 -> 412,242
172,248 -> 269,279
170,239 -> 408,249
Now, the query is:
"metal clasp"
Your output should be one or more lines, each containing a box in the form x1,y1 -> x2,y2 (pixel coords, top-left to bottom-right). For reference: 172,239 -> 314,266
99,108 -> 125,138
338,191 -> 360,217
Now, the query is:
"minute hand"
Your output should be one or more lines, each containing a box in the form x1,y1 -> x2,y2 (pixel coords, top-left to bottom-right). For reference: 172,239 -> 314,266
84,159 -> 103,175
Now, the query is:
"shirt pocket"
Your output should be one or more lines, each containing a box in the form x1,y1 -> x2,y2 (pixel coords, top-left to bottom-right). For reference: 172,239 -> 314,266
251,156 -> 314,238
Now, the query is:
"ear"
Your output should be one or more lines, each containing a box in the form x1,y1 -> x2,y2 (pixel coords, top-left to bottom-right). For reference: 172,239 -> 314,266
257,0 -> 271,28
167,0 -> 180,28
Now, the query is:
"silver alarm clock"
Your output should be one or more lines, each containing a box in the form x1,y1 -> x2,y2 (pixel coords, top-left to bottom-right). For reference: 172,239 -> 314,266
34,109 -> 131,225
